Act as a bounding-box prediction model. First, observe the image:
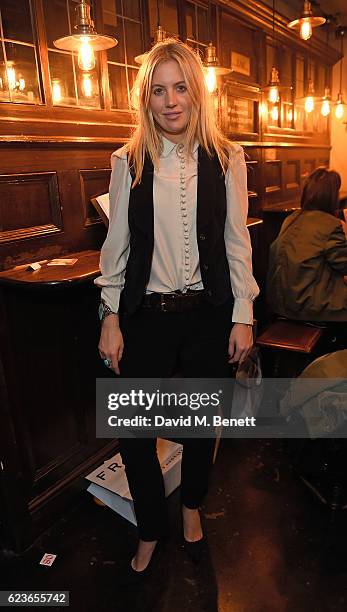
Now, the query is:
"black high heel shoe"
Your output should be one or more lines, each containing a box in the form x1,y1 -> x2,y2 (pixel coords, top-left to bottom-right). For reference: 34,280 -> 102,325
118,539 -> 165,587
182,536 -> 206,565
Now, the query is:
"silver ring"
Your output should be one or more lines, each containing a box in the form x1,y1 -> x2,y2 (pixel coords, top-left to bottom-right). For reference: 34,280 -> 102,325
103,358 -> 111,368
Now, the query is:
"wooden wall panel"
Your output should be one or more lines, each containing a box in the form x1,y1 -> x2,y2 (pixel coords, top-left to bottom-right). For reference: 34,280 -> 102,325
285,160 -> 300,190
79,168 -> 111,227
0,172 -> 62,244
301,158 -> 316,181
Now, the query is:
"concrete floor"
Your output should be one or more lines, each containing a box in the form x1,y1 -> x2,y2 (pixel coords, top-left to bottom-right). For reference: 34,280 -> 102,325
2,439 -> 347,612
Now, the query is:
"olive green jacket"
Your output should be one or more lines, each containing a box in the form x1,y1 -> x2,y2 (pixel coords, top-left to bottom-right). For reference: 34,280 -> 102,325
267,210 -> 347,322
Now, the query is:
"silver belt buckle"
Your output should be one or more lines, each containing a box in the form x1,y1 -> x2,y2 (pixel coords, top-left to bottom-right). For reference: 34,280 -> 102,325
160,294 -> 167,312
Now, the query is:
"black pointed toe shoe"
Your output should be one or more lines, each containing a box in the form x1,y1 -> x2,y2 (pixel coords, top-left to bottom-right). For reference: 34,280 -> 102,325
118,539 -> 165,587
182,536 -> 206,565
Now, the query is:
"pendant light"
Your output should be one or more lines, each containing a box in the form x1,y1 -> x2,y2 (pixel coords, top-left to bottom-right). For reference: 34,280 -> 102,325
135,0 -> 167,64
53,0 -> 117,71
320,26 -> 331,116
203,0 -> 231,93
264,0 -> 281,106
321,87 -> 331,116
334,27 -> 346,120
288,1 -> 326,41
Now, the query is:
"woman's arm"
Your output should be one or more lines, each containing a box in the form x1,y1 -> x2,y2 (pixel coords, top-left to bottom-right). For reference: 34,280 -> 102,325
94,149 -> 132,312
94,149 -> 132,373
224,145 -> 260,363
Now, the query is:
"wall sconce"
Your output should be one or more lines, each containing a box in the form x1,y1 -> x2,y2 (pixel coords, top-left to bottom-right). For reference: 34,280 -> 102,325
53,0 -> 117,71
288,1 -> 326,41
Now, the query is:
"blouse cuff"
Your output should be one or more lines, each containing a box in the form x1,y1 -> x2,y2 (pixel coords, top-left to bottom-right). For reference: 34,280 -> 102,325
94,282 -> 121,314
232,298 -> 254,325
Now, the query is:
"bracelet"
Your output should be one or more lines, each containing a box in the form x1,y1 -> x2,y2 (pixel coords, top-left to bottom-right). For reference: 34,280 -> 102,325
98,300 -> 118,322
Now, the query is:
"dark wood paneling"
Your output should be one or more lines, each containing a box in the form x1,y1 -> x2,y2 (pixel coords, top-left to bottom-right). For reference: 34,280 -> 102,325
0,172 -> 62,243
285,160 -> 300,190
265,160 -> 282,193
0,144 -> 114,270
0,253 -> 119,552
301,158 -> 316,181
79,168 -> 111,227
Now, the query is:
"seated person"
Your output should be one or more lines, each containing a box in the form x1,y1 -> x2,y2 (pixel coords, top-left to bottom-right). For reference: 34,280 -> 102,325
266,167 -> 347,325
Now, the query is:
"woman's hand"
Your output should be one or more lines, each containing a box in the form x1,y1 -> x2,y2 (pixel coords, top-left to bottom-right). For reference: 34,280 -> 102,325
98,314 -> 124,375
228,323 -> 253,365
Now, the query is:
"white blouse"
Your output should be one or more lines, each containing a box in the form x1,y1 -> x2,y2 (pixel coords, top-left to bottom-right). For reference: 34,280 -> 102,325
94,136 -> 259,325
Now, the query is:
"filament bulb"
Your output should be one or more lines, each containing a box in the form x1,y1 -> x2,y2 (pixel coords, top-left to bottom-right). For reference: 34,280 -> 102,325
78,39 -> 96,71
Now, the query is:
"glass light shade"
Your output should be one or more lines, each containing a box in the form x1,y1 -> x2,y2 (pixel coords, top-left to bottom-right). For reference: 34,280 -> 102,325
305,96 -> 314,113
52,79 -> 63,103
321,98 -> 330,117
335,101 -> 344,119
205,67 -> 217,93
334,93 -> 346,120
271,106 -> 279,122
268,85 -> 279,104
6,63 -> 16,90
81,73 -> 93,97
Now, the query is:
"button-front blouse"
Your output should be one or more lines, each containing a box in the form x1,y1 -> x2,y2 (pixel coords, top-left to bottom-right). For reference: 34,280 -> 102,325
94,136 -> 259,324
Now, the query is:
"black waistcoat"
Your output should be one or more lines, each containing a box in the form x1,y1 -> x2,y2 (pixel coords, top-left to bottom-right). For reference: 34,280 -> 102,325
120,146 -> 232,314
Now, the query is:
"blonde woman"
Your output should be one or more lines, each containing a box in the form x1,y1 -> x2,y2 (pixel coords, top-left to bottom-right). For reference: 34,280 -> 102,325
95,39 -> 259,578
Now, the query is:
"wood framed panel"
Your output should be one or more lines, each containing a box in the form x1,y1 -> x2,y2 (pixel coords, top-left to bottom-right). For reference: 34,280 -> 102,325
285,160 -> 300,190
301,158 -> 316,182
0,172 -> 62,244
79,168 -> 112,227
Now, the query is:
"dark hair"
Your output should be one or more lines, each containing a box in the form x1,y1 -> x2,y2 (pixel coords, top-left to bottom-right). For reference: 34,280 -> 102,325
301,167 -> 341,215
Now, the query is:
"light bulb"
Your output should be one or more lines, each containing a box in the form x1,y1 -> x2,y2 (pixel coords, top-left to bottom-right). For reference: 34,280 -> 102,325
335,101 -> 344,120
305,96 -> 314,113
205,67 -> 217,94
300,19 -> 312,41
82,74 -> 92,98
321,98 -> 330,117
78,38 -> 96,71
271,106 -> 279,122
18,78 -> 25,91
52,79 -> 62,103
287,108 -> 293,122
268,86 -> 279,104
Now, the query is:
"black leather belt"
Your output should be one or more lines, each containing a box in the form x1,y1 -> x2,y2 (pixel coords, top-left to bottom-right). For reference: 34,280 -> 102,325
142,290 -> 205,312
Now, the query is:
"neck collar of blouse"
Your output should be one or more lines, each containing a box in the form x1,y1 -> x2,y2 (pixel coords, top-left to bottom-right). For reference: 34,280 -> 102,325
160,135 -> 199,158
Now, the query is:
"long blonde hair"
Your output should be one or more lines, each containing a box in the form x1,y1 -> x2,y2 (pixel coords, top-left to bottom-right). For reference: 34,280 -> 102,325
126,38 -> 233,187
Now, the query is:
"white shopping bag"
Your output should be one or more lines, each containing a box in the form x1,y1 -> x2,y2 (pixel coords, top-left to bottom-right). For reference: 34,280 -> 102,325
86,439 -> 182,525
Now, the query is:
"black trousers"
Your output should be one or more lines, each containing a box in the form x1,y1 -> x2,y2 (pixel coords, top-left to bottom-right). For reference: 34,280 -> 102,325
118,297 -> 233,541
